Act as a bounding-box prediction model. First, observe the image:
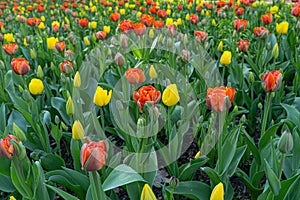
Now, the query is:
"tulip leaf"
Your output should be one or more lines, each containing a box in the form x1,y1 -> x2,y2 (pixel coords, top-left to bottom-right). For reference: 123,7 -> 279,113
40,153 -> 65,171
46,184 -> 80,200
277,174 -> 300,200
242,129 -> 261,166
102,164 -> 146,191
178,156 -> 209,181
165,181 -> 211,200
51,97 -> 69,125
0,173 -> 15,193
259,122 -> 282,150
0,103 -> 6,133
264,159 -> 281,196
281,103 -> 300,129
282,175 -> 300,200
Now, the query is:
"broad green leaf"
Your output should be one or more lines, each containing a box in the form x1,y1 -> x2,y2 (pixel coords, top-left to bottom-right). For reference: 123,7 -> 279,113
264,159 -> 281,196
277,174 -> 300,200
227,145 -> 247,176
0,173 -> 15,193
34,162 -> 50,200
242,129 -> 261,165
281,103 -> 300,129
0,104 -> 6,133
40,153 -> 65,171
51,97 -> 69,125
259,122 -> 282,150
201,167 -> 221,185
283,175 -> 300,200
46,184 -> 80,200
178,156 -> 209,181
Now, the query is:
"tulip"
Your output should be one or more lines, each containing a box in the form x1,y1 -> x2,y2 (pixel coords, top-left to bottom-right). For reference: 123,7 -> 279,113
212,19 -> 217,26
38,22 -> 45,30
12,123 -> 26,142
84,36 -> 90,46
220,51 -> 232,65
194,151 -> 201,159
261,13 -> 273,25
114,52 -> 125,66
140,184 -> 157,200
263,70 -> 282,92
72,120 -> 84,140
169,176 -> 179,189
291,6 -> 300,17
162,84 -> 180,107
166,18 -> 173,27
119,20 -> 133,34
234,19 -> 248,31
278,130 -> 293,154
154,20 -> 164,29
276,22 -> 289,34
190,14 -> 199,24
93,86 -> 112,107
80,140 -> 106,171
90,21 -> 97,29
9,196 -> 16,200
157,10 -> 167,18
103,26 -> 110,34
235,7 -> 244,15
47,37 -> 59,50
194,31 -> 208,42
11,58 -> 30,75
120,9 -> 125,15
2,43 -> 18,55
272,43 -> 279,59
29,78 -> 44,95
0,135 -> 19,159
253,27 -> 270,38
74,71 -> 81,88
55,41 -> 66,52
110,13 -> 120,22
149,65 -> 157,79
79,18 -> 89,27
140,14 -> 154,27
270,5 -> 279,14
37,65 -> 44,78
96,31 -> 107,40
26,18 -> 41,26
4,33 -> 15,43
237,40 -> 250,53
218,41 -> 223,52
133,86 -> 161,112
60,60 -> 73,74
132,23 -> 146,36
66,97 -> 74,115
125,68 -> 145,84
206,86 -> 235,112
210,182 -> 224,200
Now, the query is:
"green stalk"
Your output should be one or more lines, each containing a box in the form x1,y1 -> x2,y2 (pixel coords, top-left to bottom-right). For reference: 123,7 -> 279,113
278,153 -> 285,179
89,171 -> 106,200
261,92 -> 273,135
100,107 -> 105,134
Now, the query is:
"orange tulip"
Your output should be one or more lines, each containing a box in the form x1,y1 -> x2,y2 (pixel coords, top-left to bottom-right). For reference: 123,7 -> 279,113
157,10 -> 167,18
261,13 -> 273,25
263,70 -> 282,92
0,135 -> 19,159
253,26 -> 270,38
79,18 -> 89,27
154,20 -> 164,29
194,31 -> 208,42
206,86 -> 235,112
125,68 -> 145,84
237,40 -> 250,52
292,6 -> 300,17
110,13 -> 120,22
235,7 -> 244,15
234,19 -> 248,31
190,14 -> 199,24
95,31 -> 107,40
119,20 -> 133,34
11,58 -> 30,75
132,23 -> 146,36
60,60 -> 73,74
80,140 -> 106,171
133,86 -> 161,112
55,41 -> 66,52
2,43 -> 18,55
140,14 -> 154,27
26,18 -> 41,26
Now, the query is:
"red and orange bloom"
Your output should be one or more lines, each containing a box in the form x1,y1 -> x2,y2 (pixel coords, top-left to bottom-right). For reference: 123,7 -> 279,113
234,19 -> 248,31
60,60 -> 73,74
79,18 -> 89,27
110,13 -> 120,22
178,4 -> 183,11
261,13 -> 273,25
217,1 -> 226,7
292,6 -> 300,17
154,20 -> 164,29
95,31 -> 107,40
132,23 -> 146,36
253,26 -> 270,38
263,70 -> 282,92
236,7 -> 244,15
11,58 -> 30,75
149,6 -> 157,14
238,40 -> 250,52
190,14 -> 199,24
119,20 -> 133,34
80,140 -> 106,171
55,41 -> 66,52
125,68 -> 145,84
133,86 -> 161,112
2,43 -> 18,55
157,10 -> 167,18
26,18 -> 41,26
194,31 -> 208,42
0,135 -> 19,159
206,86 -> 235,112
140,14 -> 154,27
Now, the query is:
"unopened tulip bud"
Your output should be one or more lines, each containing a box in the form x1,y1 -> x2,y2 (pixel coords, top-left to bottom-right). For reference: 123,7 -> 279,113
61,121 -> 67,131
258,102 -> 263,110
121,36 -> 128,49
74,71 -> 81,88
194,151 -> 201,159
18,85 -> 23,93
278,130 -> 293,153
37,65 -> 44,78
218,41 -> 223,52
72,120 -> 84,140
169,176 -> 179,188
55,115 -> 60,124
137,117 -> 146,139
12,123 -> 26,142
272,43 -> 279,59
0,60 -> 5,70
249,71 -> 254,83
114,52 -> 125,66
149,65 -> 157,79
30,48 -> 37,59
149,29 -> 155,39
66,97 -> 74,115
184,34 -> 188,45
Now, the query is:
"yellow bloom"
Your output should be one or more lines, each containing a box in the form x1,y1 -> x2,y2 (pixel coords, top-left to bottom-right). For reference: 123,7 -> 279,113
149,29 -> 155,39
29,78 -> 44,95
93,86 -> 112,106
188,2 -> 192,9
270,5 -> 279,14
166,9 -> 171,15
276,22 -> 288,34
10,196 -> 16,200
141,184 -> 157,200
108,7 -> 112,12
206,10 -> 211,16
252,2 -> 258,7
104,26 -> 110,34
220,51 -> 232,65
84,5 -> 89,10
74,71 -> 81,88
52,21 -> 60,28
91,5 -> 97,12
38,22 -> 45,30
120,9 -> 125,15
41,16 -> 45,22
66,97 -> 74,115
4,33 -> 15,43
272,43 -> 279,59
177,18 -> 182,26
185,14 -> 190,21
210,182 -> 224,200
72,120 -> 84,140
125,3 -> 129,8
90,21 -> 97,29
275,14 -> 281,19
162,84 -> 180,107
218,41 -> 223,52
149,65 -> 157,79
212,19 -> 217,26
129,4 -> 135,9
136,11 -> 142,18
47,37 -> 58,50
24,38 -> 29,46
166,18 -> 173,27
65,17 -> 70,25
84,36 -> 90,46
201,10 -> 205,16
194,151 -> 201,159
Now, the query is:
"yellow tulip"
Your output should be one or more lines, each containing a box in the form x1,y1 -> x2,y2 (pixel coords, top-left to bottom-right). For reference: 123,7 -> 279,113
206,10 -> 211,16
90,21 -> 97,29
270,5 -> 279,14
66,97 -> 74,115
276,22 -> 288,34
65,17 -> 70,25
29,78 -> 44,95
72,120 -> 84,140
47,37 -> 58,50
162,84 -> 180,107
129,4 -> 135,9
166,9 -> 171,15
24,38 -> 29,46
185,14 -> 190,21
10,196 -> 16,200
194,151 -> 201,159
41,16 -> 45,22
125,3 -> 129,8
120,9 -> 125,15
140,184 -> 157,200
84,37 -> 90,46
218,41 -> 223,52
52,21 -> 60,28
149,65 -> 157,79
38,22 -> 45,30
93,86 -> 112,106
108,7 -> 112,12
166,18 -> 173,27
177,18 -> 182,25
149,29 -> 155,39
104,26 -> 111,34
212,19 -> 217,26
4,33 -> 15,43
210,182 -> 224,200
74,71 -> 81,88
188,2 -> 192,9
136,11 -> 142,18
220,51 -> 232,65
91,5 -> 97,12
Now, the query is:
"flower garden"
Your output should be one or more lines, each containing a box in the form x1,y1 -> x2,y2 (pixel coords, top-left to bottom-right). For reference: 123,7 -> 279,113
0,0 -> 300,199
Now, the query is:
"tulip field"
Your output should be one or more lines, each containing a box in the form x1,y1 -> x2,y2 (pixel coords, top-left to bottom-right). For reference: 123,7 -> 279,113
1,0 -> 300,199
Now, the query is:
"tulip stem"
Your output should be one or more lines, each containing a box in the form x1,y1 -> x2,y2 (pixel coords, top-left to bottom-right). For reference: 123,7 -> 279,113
100,107 -> 105,134
261,92 -> 272,135
278,153 -> 285,179
90,171 -> 106,200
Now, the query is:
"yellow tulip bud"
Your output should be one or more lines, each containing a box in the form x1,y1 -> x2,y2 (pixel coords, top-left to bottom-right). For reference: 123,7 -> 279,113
166,18 -> 173,27
84,36 -> 90,46
10,196 -> 16,200
66,97 -> 74,115
185,14 -> 190,21
38,22 -> 45,30
149,29 -> 155,39
166,9 -> 171,15
218,41 -> 223,52
272,43 -> 279,59
41,16 -> 45,22
74,71 -> 81,88
149,65 -> 157,79
24,38 -> 29,46
194,151 -> 201,159
136,11 -> 142,18
120,9 -> 125,15
28,78 -> 44,95
103,26 -> 110,34
210,182 -> 224,200
72,120 -> 84,140
93,86 -> 112,107
37,65 -> 44,79
140,184 -> 157,200
162,84 -> 180,107
212,19 -> 217,26
220,51 -> 232,65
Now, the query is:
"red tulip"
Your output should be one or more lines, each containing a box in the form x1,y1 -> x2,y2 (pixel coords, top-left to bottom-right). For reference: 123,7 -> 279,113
261,13 -> 273,25
140,14 -> 154,27
237,40 -> 250,52
110,13 -> 120,22
119,20 -> 133,34
125,68 -> 145,84
292,6 -> 300,17
236,7 -> 244,15
95,31 -> 107,40
254,26 -> 270,38
157,10 -> 167,18
217,1 -> 226,7
234,19 -> 248,31
154,20 -> 164,29
190,14 -> 199,24
178,4 -> 183,11
26,18 -> 41,26
133,86 -> 161,112
206,86 -> 235,112
263,70 -> 282,92
11,58 -> 30,75
60,60 -> 73,74
55,41 -> 66,52
0,135 -> 19,159
81,140 -> 106,171
132,23 -> 146,35
2,43 -> 18,55
194,31 -> 208,42
79,18 -> 88,27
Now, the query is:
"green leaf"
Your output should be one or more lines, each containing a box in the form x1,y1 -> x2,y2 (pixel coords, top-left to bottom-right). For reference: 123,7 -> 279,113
51,97 -> 69,125
201,167 -> 221,185
259,122 -> 282,150
178,156 -> 209,181
0,173 -> 15,193
103,164 -> 146,191
0,104 -> 6,133
264,159 -> 281,196
46,184 -> 80,200
34,162 -> 50,200
283,175 -> 300,200
277,174 -> 300,200
40,153 -> 65,171
165,181 -> 211,200
227,145 -> 247,177
242,129 -> 261,165
281,103 -> 300,129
